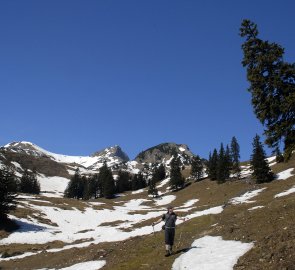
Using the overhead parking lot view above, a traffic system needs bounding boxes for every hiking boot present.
[165,250,170,257]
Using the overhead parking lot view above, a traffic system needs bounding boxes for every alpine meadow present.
[0,2,295,270]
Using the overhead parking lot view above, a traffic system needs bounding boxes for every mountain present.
[135,143,195,165]
[0,141,200,180]
[0,142,132,178]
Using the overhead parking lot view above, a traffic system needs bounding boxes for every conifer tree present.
[138,173,147,189]
[131,174,139,191]
[240,19,295,160]
[116,171,131,193]
[64,169,82,199]
[217,143,227,183]
[191,155,203,181]
[208,149,218,180]
[169,155,184,190]
[148,177,158,197]
[230,136,241,178]
[275,148,284,163]
[99,163,115,199]
[156,164,166,181]
[250,134,274,183]
[0,166,17,220]
[20,169,40,194]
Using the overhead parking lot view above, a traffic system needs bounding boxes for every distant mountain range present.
[0,141,199,179]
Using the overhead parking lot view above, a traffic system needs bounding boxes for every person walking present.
[152,205,186,257]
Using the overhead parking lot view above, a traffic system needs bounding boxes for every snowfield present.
[172,236,253,270]
[37,174,69,196]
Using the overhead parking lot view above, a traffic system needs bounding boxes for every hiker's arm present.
[152,218,163,226]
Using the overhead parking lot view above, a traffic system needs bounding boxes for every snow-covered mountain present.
[0,142,135,178]
[0,141,198,179]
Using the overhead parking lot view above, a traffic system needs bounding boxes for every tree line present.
[207,135,277,184]
[0,166,40,221]
[64,162,148,200]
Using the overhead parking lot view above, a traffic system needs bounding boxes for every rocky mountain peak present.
[91,145,130,162]
[135,142,195,165]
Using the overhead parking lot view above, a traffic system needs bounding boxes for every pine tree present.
[0,166,17,220]
[169,155,184,190]
[250,134,274,183]
[240,19,295,160]
[208,149,218,180]
[116,171,131,193]
[217,143,227,183]
[20,169,40,194]
[156,164,166,181]
[131,174,139,191]
[99,163,115,199]
[225,145,232,171]
[138,173,147,189]
[230,136,241,178]
[191,155,203,181]
[148,177,158,197]
[64,169,82,199]
[275,148,284,163]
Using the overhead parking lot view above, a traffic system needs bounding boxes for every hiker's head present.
[167,205,174,213]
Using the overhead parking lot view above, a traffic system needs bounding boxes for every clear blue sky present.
[1,0,294,161]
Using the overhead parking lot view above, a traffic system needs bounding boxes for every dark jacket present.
[162,212,177,228]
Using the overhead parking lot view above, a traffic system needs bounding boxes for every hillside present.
[0,152,294,269]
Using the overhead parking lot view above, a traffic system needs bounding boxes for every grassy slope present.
[0,155,295,270]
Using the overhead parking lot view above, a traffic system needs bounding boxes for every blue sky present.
[1,0,294,160]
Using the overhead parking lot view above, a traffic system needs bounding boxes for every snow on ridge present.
[230,188,267,205]
[172,236,253,270]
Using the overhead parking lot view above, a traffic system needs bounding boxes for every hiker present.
[152,205,186,256]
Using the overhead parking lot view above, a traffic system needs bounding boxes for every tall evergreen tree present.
[250,134,274,183]
[99,163,115,199]
[230,136,241,178]
[148,177,158,197]
[64,169,82,199]
[138,173,147,189]
[0,166,17,220]
[169,155,184,190]
[240,19,295,160]
[275,148,284,163]
[116,171,131,193]
[131,174,140,191]
[191,155,203,181]
[217,143,228,183]
[20,169,40,194]
[208,149,218,180]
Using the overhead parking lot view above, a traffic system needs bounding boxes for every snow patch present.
[248,206,265,211]
[276,168,294,180]
[172,236,253,270]
[38,260,106,270]
[154,195,176,206]
[230,188,266,205]
[274,185,295,198]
